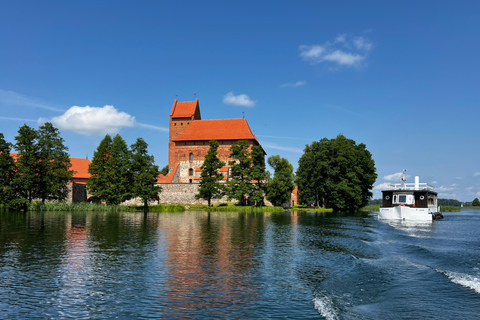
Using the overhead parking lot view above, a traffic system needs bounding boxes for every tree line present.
[1,122,377,213]
[195,139,296,207]
[195,134,377,212]
[0,124,161,211]
[0,123,73,210]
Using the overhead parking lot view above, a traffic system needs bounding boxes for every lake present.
[1,210,479,319]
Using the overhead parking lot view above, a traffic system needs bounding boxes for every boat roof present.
[382,182,436,193]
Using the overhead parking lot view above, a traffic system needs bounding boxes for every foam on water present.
[312,294,339,320]
[443,270,480,294]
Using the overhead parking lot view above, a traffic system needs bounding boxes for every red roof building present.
[165,99,264,183]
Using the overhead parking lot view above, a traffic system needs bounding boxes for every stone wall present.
[66,182,88,203]
[123,183,230,206]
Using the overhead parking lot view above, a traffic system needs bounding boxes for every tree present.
[160,165,169,176]
[249,145,267,206]
[89,134,134,205]
[296,134,377,212]
[226,140,253,206]
[473,198,480,207]
[88,134,114,204]
[36,122,73,203]
[14,124,40,202]
[266,155,295,207]
[196,140,225,206]
[130,138,161,209]
[0,133,18,207]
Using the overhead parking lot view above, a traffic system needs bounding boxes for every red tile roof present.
[170,99,199,119]
[10,153,90,180]
[157,164,178,183]
[173,118,259,143]
[70,158,91,179]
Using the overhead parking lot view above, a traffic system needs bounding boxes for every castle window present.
[189,168,193,176]
[181,123,183,126]
[187,122,189,125]
[189,179,192,184]
[189,153,193,161]
[174,123,177,126]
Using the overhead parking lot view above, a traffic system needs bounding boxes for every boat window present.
[399,195,406,203]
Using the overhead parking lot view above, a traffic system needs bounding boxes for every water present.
[1,210,479,319]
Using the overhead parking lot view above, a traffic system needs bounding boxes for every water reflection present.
[0,211,378,319]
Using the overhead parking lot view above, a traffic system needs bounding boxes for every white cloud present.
[0,89,64,112]
[439,192,457,198]
[437,185,456,192]
[299,34,372,68]
[374,182,391,190]
[49,105,135,136]
[476,192,480,197]
[261,142,303,154]
[383,172,405,181]
[474,172,480,177]
[0,116,36,122]
[136,122,168,132]
[223,92,256,107]
[280,80,306,88]
[431,181,438,184]
[353,37,373,51]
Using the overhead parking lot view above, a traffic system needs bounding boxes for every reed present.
[440,206,461,212]
[361,204,381,212]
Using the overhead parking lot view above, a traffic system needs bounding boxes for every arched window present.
[189,153,193,161]
[189,179,192,184]
[189,168,193,176]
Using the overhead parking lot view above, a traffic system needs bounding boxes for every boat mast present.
[402,169,406,190]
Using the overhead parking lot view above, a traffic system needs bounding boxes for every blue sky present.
[1,1,479,201]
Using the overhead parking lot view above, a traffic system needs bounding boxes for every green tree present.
[249,145,267,206]
[196,140,225,206]
[37,122,73,203]
[266,155,295,207]
[160,165,169,176]
[14,124,40,202]
[88,134,132,205]
[226,140,253,206]
[88,134,114,204]
[296,134,377,212]
[0,133,18,207]
[130,138,161,209]
[472,198,480,207]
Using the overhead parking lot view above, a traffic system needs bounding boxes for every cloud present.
[383,172,405,181]
[439,192,457,198]
[299,34,372,67]
[0,89,64,112]
[49,105,135,136]
[474,172,480,177]
[437,185,456,192]
[223,92,256,107]
[136,122,168,132]
[431,181,438,184]
[280,80,306,88]
[261,142,303,154]
[0,116,36,122]
[374,182,391,190]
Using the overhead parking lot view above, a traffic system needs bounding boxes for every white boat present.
[378,170,443,221]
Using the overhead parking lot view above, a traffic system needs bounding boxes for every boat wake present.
[435,268,480,294]
[312,293,339,320]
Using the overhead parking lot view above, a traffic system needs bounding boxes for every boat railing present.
[387,183,435,191]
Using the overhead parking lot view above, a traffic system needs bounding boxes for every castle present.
[158,99,264,184]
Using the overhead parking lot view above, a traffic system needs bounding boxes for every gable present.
[170,99,201,119]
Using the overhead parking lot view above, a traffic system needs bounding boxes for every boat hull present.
[379,206,434,221]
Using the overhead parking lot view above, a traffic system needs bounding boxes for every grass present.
[440,206,461,212]
[361,204,381,212]
[25,202,186,212]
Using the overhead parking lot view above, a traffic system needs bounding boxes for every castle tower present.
[168,99,201,169]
